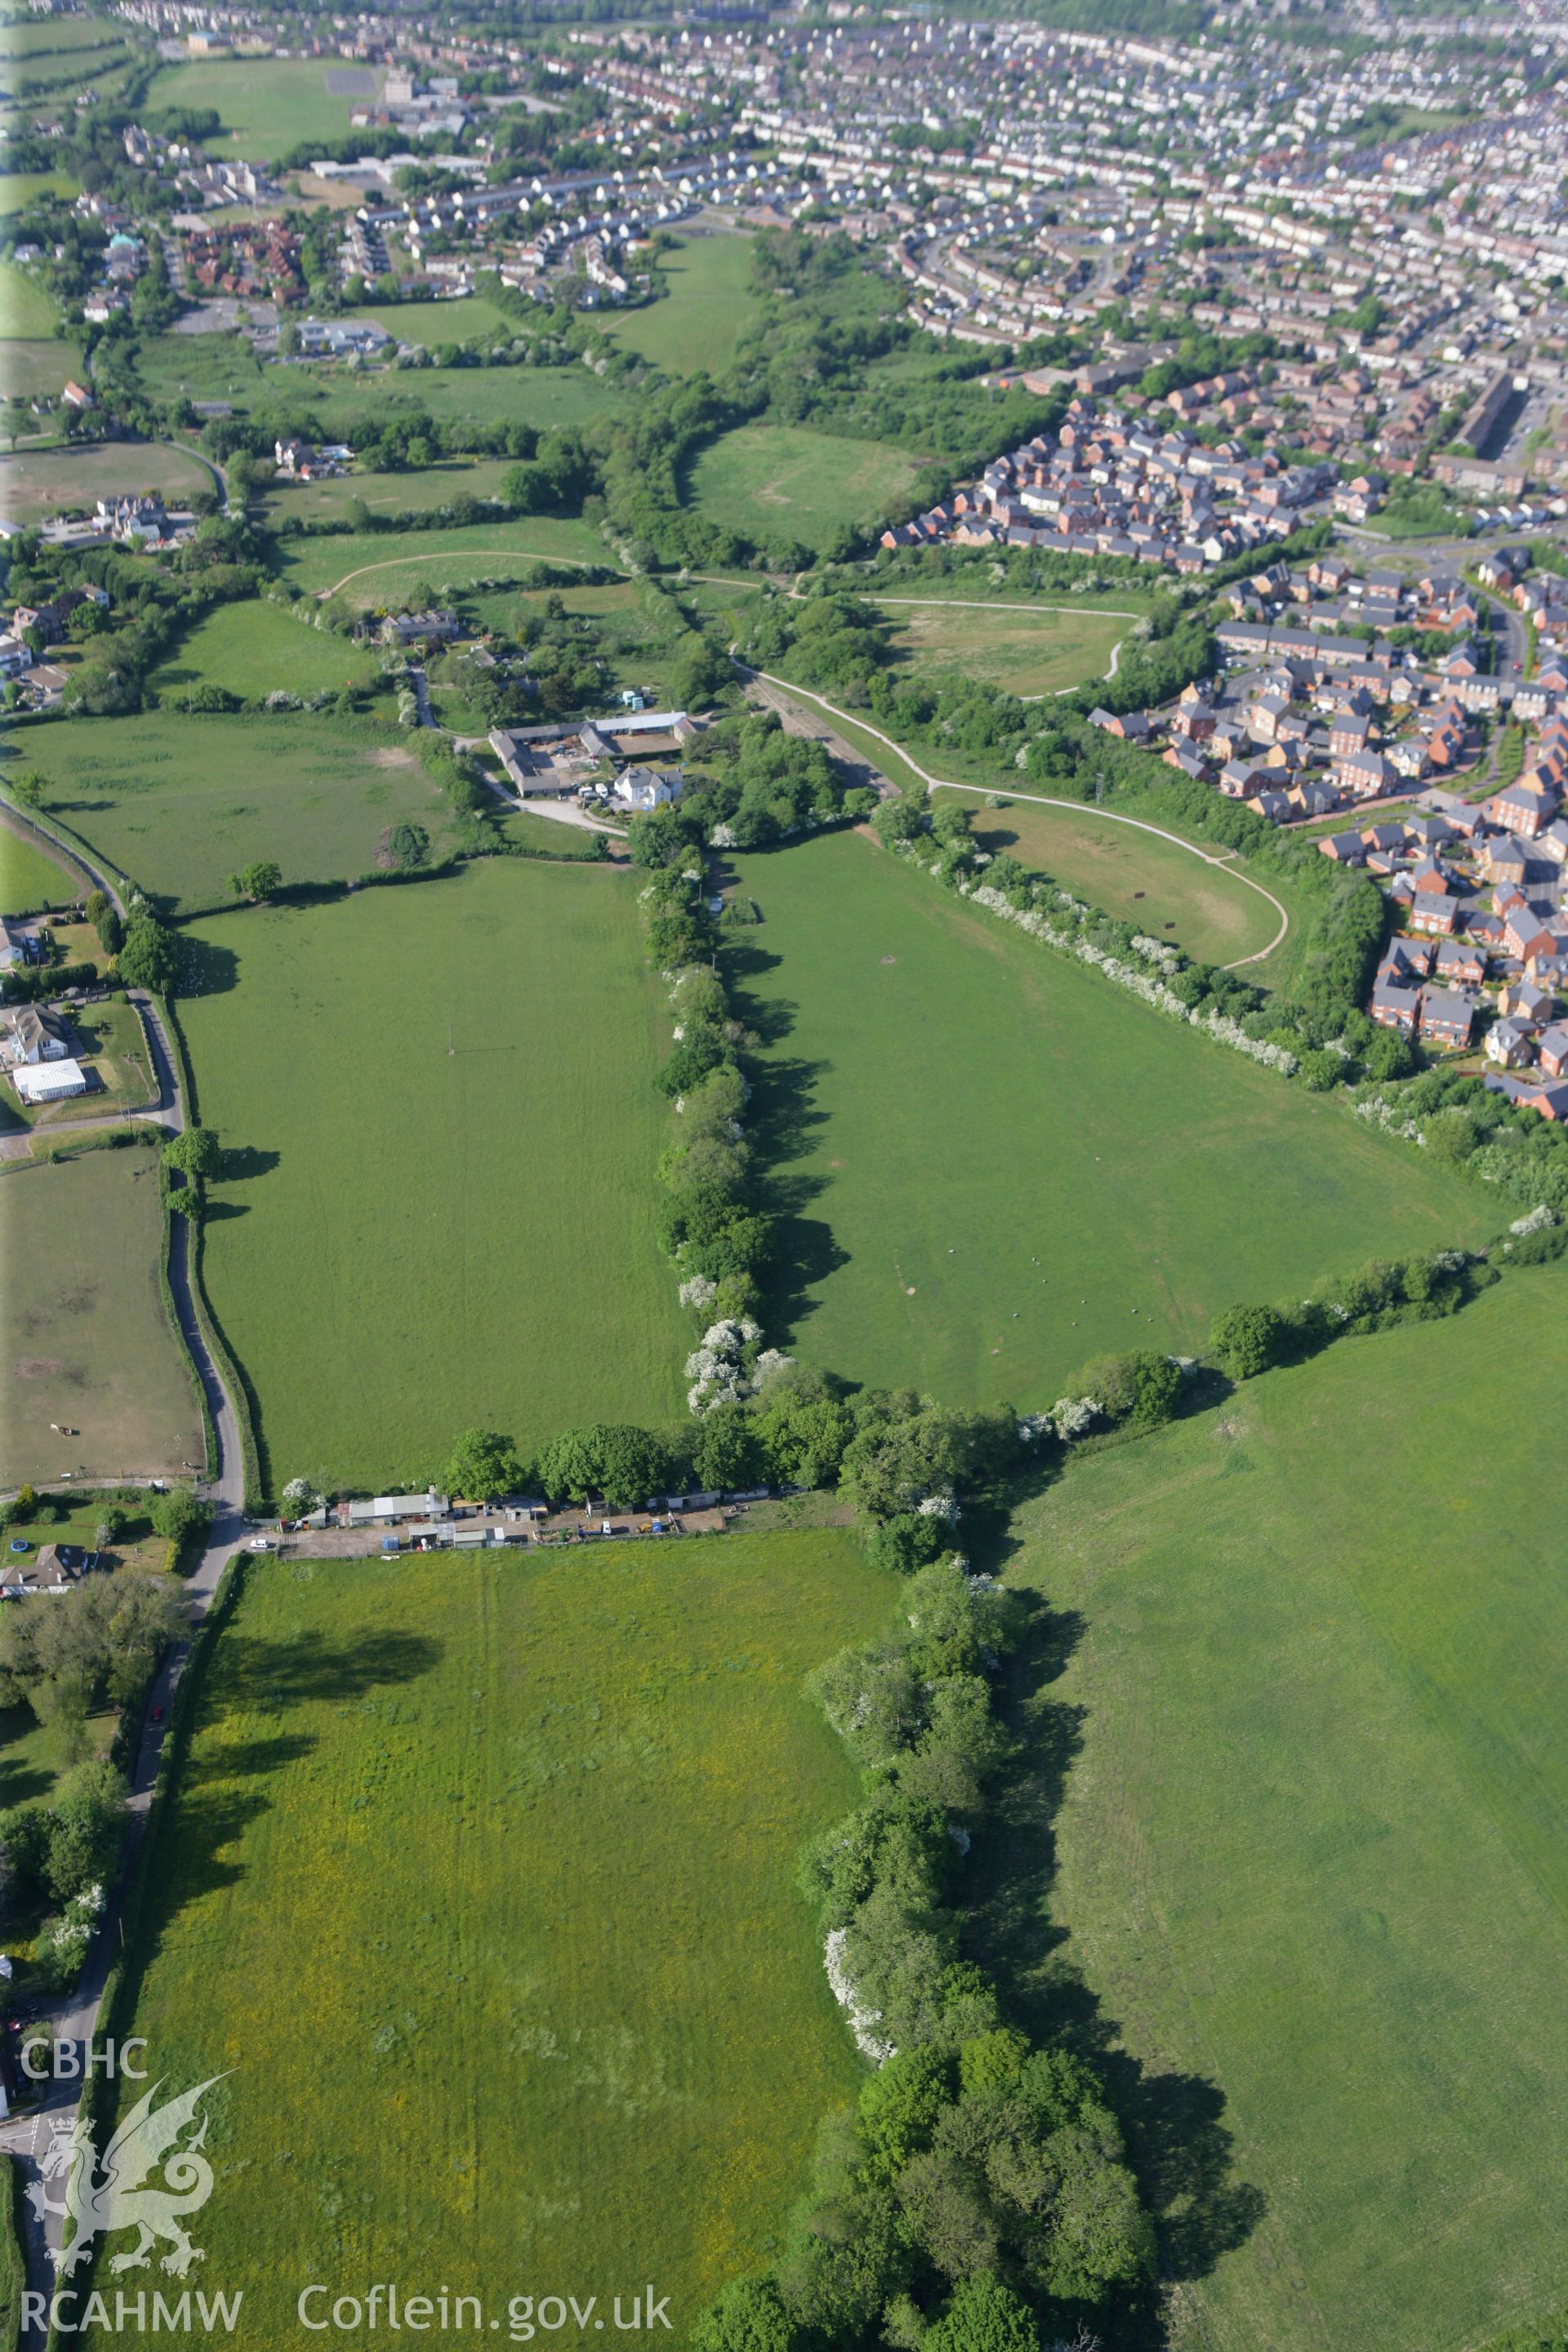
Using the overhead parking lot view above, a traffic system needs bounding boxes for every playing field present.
[88,1529,889,2336]
[0,818,75,913]
[0,439,214,527]
[991,1260,1568,2352]
[24,712,460,914]
[282,517,606,607]
[607,235,763,376]
[0,1148,202,1485]
[726,830,1494,1408]
[142,57,379,158]
[347,294,517,347]
[176,859,688,1489]
[688,425,924,552]
[875,598,1125,697]
[152,598,379,700]
[940,789,1284,968]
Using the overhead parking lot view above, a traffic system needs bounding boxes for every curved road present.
[0,802,247,2339]
[737,663,1291,970]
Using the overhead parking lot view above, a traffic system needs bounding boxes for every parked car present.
[247,1537,273,1552]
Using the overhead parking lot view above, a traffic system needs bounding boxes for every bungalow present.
[11,1057,87,1105]
[1087,707,1150,740]
[1246,789,1293,825]
[1419,989,1474,1049]
[1521,1079,1568,1122]
[1486,1017,1535,1069]
[1318,830,1367,864]
[1370,980,1421,1035]
[1361,822,1406,857]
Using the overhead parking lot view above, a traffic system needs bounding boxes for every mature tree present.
[689,2278,802,2352]
[923,2274,1040,2352]
[536,1423,672,1512]
[163,1125,221,1180]
[42,1758,130,1901]
[1209,1301,1285,1380]
[9,769,47,812]
[149,1487,212,1549]
[443,1428,524,1503]
[117,914,180,994]
[752,1370,851,1490]
[228,860,283,903]
[689,1403,761,1493]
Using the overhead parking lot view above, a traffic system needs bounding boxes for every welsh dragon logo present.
[28,2076,228,2278]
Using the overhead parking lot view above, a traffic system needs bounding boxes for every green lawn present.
[142,56,379,158]
[942,790,1282,968]
[0,819,75,913]
[688,425,924,552]
[607,234,763,376]
[726,829,1494,1410]
[282,516,607,608]
[0,336,82,403]
[0,170,80,215]
[0,439,213,527]
[875,599,1125,697]
[87,1530,889,2341]
[176,859,689,1489]
[23,712,457,914]
[152,597,378,699]
[0,1148,203,1485]
[991,1260,1568,2352]
[0,260,58,341]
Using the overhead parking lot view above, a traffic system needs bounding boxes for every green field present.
[142,56,378,158]
[153,598,379,699]
[0,260,58,341]
[608,235,763,376]
[994,1260,1568,2352]
[688,425,924,552]
[176,859,688,1488]
[0,817,75,912]
[131,335,625,438]
[88,1530,889,2341]
[282,517,607,607]
[0,170,79,215]
[261,457,518,524]
[727,830,1494,1408]
[942,790,1283,968]
[22,712,456,914]
[0,438,213,526]
[875,598,1125,697]
[0,1148,202,1484]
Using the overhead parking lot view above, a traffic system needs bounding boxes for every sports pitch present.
[997,1258,1568,2352]
[89,1530,891,2333]
[727,829,1494,1408]
[176,859,690,1490]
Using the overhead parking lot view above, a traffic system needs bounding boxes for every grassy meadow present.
[688,425,924,552]
[347,294,517,347]
[727,830,1493,1409]
[942,790,1283,968]
[876,598,1125,697]
[21,712,455,913]
[991,1260,1568,2352]
[0,439,213,527]
[281,516,606,606]
[86,1531,889,2342]
[0,820,75,913]
[153,598,379,699]
[261,456,519,524]
[608,235,763,376]
[0,1148,203,1485]
[0,261,57,341]
[176,859,688,1489]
